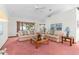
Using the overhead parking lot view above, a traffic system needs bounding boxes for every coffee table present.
[30,38,49,49]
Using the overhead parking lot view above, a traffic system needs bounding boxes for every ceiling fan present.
[47,9,54,17]
[47,9,62,17]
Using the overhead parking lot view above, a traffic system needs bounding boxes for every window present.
[17,21,35,35]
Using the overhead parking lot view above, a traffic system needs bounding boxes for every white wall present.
[8,17,46,36]
[76,8,79,42]
[46,9,76,40]
[0,21,8,48]
[0,5,8,49]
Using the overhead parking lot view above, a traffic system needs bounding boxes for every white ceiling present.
[3,4,79,20]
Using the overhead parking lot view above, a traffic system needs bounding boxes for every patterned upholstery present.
[17,31,31,41]
[48,31,65,42]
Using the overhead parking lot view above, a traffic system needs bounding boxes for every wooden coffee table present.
[30,38,49,49]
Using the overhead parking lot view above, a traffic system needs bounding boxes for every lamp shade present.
[65,27,70,32]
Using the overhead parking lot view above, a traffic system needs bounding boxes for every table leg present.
[61,37,63,43]
[35,42,40,49]
[65,38,66,41]
[73,38,74,44]
[35,44,39,49]
[70,39,72,46]
[30,39,32,43]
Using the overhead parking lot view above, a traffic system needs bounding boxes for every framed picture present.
[50,23,62,35]
[56,23,62,31]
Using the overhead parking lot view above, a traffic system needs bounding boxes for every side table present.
[61,36,74,46]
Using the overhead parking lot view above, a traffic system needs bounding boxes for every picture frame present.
[56,23,62,31]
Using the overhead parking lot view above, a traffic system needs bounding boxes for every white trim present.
[0,19,8,22]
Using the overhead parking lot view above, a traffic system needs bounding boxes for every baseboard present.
[8,36,17,38]
[0,38,8,50]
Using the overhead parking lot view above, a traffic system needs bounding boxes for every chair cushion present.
[17,31,23,36]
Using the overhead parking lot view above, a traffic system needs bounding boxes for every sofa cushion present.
[55,31,64,36]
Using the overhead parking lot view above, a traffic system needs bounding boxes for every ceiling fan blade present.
[48,12,53,17]
[47,10,61,17]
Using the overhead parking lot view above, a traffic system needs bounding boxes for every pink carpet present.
[2,37,79,55]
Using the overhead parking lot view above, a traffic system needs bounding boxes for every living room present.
[0,4,79,55]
